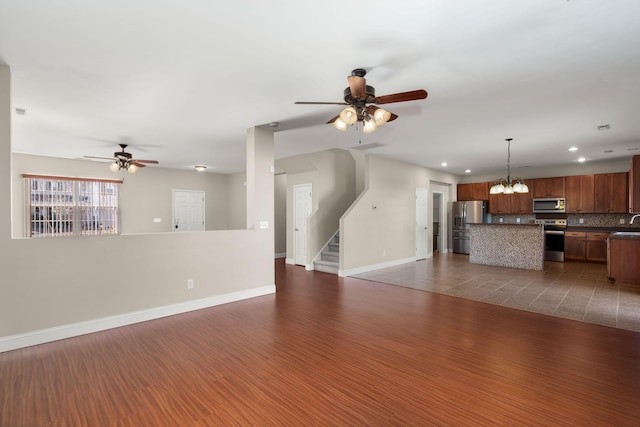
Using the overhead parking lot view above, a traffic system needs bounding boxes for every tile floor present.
[352,253,640,332]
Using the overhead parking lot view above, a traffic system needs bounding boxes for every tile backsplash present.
[490,213,640,228]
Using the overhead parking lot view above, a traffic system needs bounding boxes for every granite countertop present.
[471,223,541,226]
[566,226,640,232]
[608,231,640,240]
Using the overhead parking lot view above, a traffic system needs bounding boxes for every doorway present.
[172,190,205,232]
[293,183,312,266]
[416,188,428,260]
[432,192,443,253]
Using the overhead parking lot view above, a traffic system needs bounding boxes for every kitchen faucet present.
[631,214,640,224]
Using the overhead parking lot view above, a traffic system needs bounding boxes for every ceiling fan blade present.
[295,101,348,105]
[131,159,158,164]
[348,75,366,100]
[326,115,340,124]
[84,156,116,161]
[130,161,147,168]
[374,89,428,104]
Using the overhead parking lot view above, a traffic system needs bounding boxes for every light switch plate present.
[259,221,269,229]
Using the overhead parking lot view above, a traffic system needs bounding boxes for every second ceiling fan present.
[295,68,428,133]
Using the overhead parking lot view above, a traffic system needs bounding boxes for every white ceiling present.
[1,1,640,176]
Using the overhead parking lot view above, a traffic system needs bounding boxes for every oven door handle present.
[545,230,565,235]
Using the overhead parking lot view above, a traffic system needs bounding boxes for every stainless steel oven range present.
[534,218,567,262]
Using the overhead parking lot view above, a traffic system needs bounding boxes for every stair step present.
[328,242,339,252]
[321,250,339,263]
[314,259,339,274]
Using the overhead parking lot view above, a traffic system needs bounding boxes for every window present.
[24,175,122,238]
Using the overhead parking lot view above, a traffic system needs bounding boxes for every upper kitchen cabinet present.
[489,193,510,214]
[566,174,594,213]
[510,179,534,213]
[457,182,489,201]
[594,172,628,213]
[630,155,640,213]
[532,177,565,198]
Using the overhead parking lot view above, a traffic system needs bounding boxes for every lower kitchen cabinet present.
[586,232,609,262]
[565,231,609,262]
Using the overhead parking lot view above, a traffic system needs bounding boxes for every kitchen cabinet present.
[565,231,608,262]
[594,172,628,213]
[565,231,586,261]
[630,155,640,213]
[457,182,488,201]
[565,175,594,213]
[608,234,640,284]
[510,179,533,213]
[532,177,565,198]
[489,193,510,214]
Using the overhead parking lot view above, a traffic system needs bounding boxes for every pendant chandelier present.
[489,138,529,195]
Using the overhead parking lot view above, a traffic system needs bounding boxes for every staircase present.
[314,232,340,275]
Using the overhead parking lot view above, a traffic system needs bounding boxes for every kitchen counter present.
[566,226,640,233]
[608,232,640,240]
[469,223,544,270]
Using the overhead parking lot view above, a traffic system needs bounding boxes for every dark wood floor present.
[2,259,640,426]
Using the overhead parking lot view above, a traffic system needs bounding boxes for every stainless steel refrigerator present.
[452,201,488,254]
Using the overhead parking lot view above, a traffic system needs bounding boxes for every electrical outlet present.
[620,218,625,224]
[187,279,194,289]
[516,217,521,223]
[499,217,503,223]
[579,218,584,224]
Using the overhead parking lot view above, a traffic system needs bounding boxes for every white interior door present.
[416,187,428,260]
[293,183,312,266]
[173,190,205,232]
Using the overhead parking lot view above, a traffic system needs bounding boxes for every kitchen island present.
[469,223,544,270]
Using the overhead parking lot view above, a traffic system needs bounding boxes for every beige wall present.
[278,149,356,264]
[274,173,286,256]
[459,158,632,184]
[12,153,233,236]
[0,64,275,350]
[340,155,459,275]
[227,171,247,230]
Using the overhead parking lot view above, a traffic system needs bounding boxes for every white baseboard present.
[0,285,275,353]
[274,252,286,259]
[285,258,295,265]
[339,256,417,277]
[305,264,313,271]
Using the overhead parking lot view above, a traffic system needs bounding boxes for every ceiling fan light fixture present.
[127,163,139,174]
[109,161,121,173]
[331,117,348,131]
[195,165,207,172]
[339,106,358,125]
[362,116,378,133]
[373,108,391,126]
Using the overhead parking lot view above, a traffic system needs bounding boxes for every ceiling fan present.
[84,144,159,174]
[295,68,428,133]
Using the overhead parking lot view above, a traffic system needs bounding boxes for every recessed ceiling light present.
[568,146,578,152]
[628,148,639,151]
[194,165,206,172]
[15,108,26,116]
[604,149,614,154]
[441,162,447,167]
[577,157,586,163]
[465,169,471,174]
[597,124,610,131]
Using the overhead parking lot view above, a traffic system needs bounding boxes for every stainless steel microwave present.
[533,198,566,213]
